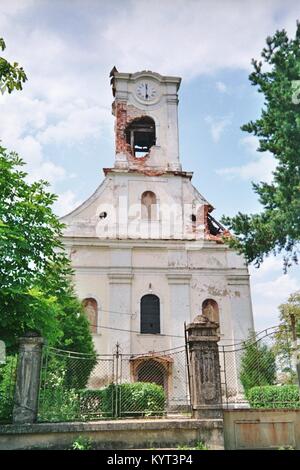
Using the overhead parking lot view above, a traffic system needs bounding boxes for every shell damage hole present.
[125,116,156,158]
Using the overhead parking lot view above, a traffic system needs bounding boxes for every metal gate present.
[37,345,191,422]
[219,326,299,409]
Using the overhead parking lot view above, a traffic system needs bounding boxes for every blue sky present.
[1,0,300,332]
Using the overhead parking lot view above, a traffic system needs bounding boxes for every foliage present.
[63,356,97,390]
[79,389,103,419]
[278,291,300,337]
[248,385,300,408]
[274,291,300,374]
[101,382,166,418]
[71,436,92,450]
[278,445,295,450]
[0,38,27,94]
[239,336,276,396]
[177,441,208,450]
[0,147,95,358]
[38,380,165,422]
[38,352,98,422]
[221,23,300,270]
[38,363,81,422]
[0,356,17,423]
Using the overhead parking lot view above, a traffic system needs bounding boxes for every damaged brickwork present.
[110,72,229,239]
[114,101,154,166]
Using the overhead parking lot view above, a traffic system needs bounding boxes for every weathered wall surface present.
[224,409,300,450]
[63,237,252,356]
[0,419,223,450]
[2,411,298,450]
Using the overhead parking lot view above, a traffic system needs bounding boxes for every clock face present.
[136,82,157,101]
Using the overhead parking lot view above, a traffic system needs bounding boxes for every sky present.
[0,0,299,332]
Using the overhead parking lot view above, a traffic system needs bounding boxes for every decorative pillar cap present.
[186,314,220,342]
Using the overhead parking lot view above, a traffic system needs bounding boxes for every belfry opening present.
[125,116,156,157]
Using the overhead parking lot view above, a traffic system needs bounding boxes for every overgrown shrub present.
[0,356,17,423]
[38,351,97,422]
[79,389,104,419]
[71,435,93,450]
[38,364,81,422]
[38,386,80,422]
[39,381,165,421]
[101,382,165,418]
[248,385,300,409]
[239,338,276,396]
[63,355,97,390]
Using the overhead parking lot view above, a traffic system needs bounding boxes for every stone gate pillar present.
[186,314,223,419]
[12,331,44,424]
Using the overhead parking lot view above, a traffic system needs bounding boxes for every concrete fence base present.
[0,418,224,450]
[224,409,300,450]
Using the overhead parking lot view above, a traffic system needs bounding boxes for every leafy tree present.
[0,147,95,357]
[277,291,300,338]
[0,38,27,94]
[222,23,300,270]
[240,336,276,396]
[274,291,300,382]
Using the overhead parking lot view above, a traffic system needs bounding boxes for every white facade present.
[61,70,254,362]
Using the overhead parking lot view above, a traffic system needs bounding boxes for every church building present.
[60,69,254,368]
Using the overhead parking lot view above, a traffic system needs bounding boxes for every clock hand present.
[145,83,148,99]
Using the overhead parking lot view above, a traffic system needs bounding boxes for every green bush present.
[64,355,97,390]
[248,385,300,409]
[0,356,17,423]
[71,435,93,450]
[38,364,81,422]
[79,389,104,419]
[38,352,97,422]
[101,382,166,418]
[39,381,165,421]
[239,338,276,396]
[38,387,80,422]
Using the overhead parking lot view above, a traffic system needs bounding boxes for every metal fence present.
[1,324,298,424]
[37,345,191,422]
[219,326,300,409]
[0,355,18,423]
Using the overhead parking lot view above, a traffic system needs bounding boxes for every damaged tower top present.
[109,69,183,174]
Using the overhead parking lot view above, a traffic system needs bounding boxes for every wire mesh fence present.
[0,355,18,423]
[2,324,295,424]
[219,327,300,409]
[37,345,191,422]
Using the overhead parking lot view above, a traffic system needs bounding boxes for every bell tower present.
[110,68,182,172]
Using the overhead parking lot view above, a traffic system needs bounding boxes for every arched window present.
[141,191,157,220]
[125,116,156,157]
[202,299,220,325]
[140,294,160,334]
[137,360,166,389]
[82,298,98,334]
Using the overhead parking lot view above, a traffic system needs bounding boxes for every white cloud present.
[253,274,298,300]
[38,105,112,145]
[216,81,228,93]
[216,135,277,182]
[252,275,299,331]
[250,259,300,331]
[240,135,259,154]
[205,115,232,142]
[53,190,83,217]
[217,153,276,182]
[0,0,298,189]
[99,0,299,78]
[249,255,283,279]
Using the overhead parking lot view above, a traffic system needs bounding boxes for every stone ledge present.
[0,418,225,450]
[0,418,218,435]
